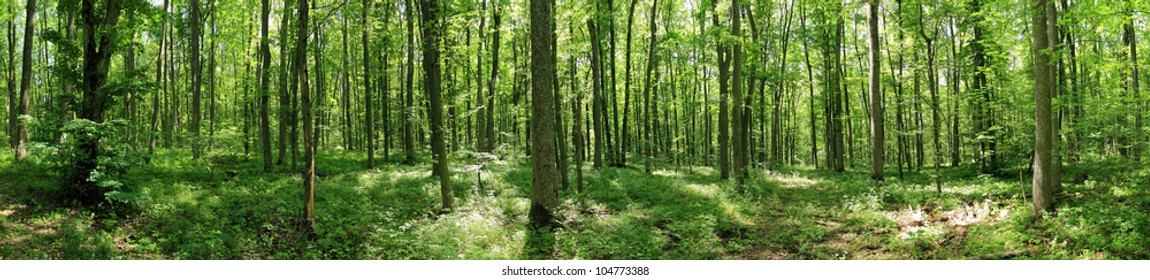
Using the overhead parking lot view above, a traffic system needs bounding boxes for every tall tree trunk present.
[6,1,15,151]
[920,7,942,192]
[420,0,452,211]
[642,0,659,174]
[731,0,746,188]
[801,5,817,169]
[403,0,416,164]
[1031,0,1056,216]
[190,0,203,159]
[485,4,500,153]
[868,0,884,181]
[278,0,292,165]
[74,0,124,204]
[528,0,560,228]
[571,26,584,193]
[1125,0,1141,160]
[714,5,730,179]
[151,0,167,155]
[258,0,273,171]
[589,20,605,168]
[621,0,637,167]
[296,0,316,230]
[14,0,35,161]
[364,0,375,168]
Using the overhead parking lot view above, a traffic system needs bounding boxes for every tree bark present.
[589,19,605,169]
[1031,0,1056,216]
[528,0,560,227]
[364,0,375,168]
[403,0,416,164]
[14,0,35,161]
[868,0,884,181]
[420,0,452,211]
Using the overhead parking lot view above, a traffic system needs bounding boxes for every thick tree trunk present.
[14,0,35,161]
[528,0,559,227]
[1031,0,1056,216]
[74,0,124,204]
[420,0,452,211]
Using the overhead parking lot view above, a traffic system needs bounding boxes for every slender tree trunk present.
[486,5,500,153]
[364,0,375,168]
[621,0,637,167]
[296,0,316,230]
[714,5,730,179]
[589,20,605,168]
[642,0,659,174]
[868,0,884,181]
[571,27,584,193]
[278,0,292,165]
[403,0,416,164]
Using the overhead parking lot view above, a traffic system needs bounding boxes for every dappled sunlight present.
[683,183,719,198]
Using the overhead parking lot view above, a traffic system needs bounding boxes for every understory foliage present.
[1,151,1146,259]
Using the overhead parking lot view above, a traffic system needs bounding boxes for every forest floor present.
[1,150,1147,259]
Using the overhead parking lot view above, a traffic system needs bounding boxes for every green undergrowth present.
[1,150,1147,259]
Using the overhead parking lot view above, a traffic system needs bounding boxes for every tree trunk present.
[420,0,451,211]
[364,0,375,168]
[642,0,659,174]
[868,0,884,181]
[714,5,730,179]
[589,20,605,169]
[403,0,416,164]
[1031,0,1056,216]
[621,0,637,167]
[74,0,124,205]
[14,0,35,161]
[528,0,559,227]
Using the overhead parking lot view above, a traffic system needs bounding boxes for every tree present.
[14,0,35,161]
[403,0,416,164]
[731,0,746,187]
[1031,0,1056,216]
[190,0,203,159]
[641,0,658,173]
[296,0,316,229]
[73,0,124,204]
[868,0,883,182]
[589,19,605,168]
[420,0,452,211]
[529,0,560,227]
[259,0,273,171]
[364,0,375,168]
[714,4,730,179]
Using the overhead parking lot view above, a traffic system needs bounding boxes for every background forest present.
[0,0,1148,260]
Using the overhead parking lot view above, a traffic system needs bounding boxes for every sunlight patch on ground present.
[684,183,719,198]
[417,195,526,259]
[652,169,683,178]
[769,172,819,189]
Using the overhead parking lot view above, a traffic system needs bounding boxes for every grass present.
[1,149,1147,259]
